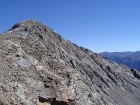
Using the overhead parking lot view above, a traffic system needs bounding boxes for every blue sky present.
[0,0,140,53]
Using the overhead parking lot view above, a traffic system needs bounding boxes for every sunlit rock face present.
[0,20,140,105]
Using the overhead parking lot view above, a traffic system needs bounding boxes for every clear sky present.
[0,0,140,53]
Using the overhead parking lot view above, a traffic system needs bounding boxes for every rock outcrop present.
[0,20,140,105]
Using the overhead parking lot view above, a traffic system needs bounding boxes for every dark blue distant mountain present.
[100,51,140,71]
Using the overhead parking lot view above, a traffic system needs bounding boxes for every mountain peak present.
[0,20,140,105]
[6,20,57,41]
[8,19,48,32]
[15,19,44,27]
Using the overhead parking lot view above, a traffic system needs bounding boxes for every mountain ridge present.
[0,20,140,105]
[100,51,140,71]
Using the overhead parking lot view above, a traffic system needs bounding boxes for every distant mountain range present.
[100,51,140,71]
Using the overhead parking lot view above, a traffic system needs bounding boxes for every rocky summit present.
[0,20,140,105]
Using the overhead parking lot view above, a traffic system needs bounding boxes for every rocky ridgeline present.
[0,20,140,105]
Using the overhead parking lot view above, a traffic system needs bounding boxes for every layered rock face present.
[0,20,140,105]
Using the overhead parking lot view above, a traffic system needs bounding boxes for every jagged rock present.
[0,20,140,105]
[131,68,140,79]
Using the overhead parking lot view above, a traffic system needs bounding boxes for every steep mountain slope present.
[100,52,140,71]
[0,20,140,105]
